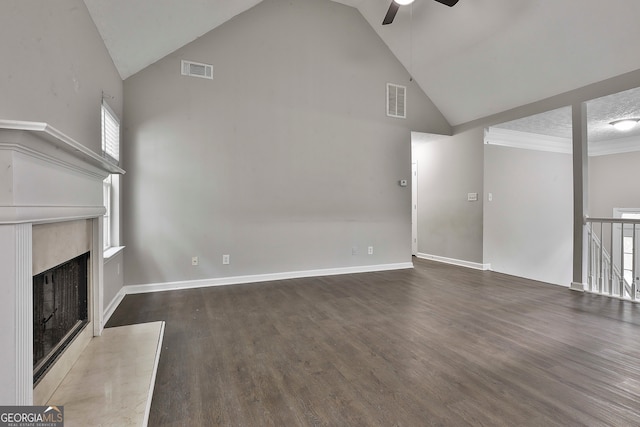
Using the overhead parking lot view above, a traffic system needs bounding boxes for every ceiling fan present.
[382,0,459,25]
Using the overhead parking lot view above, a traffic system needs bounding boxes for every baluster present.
[587,226,594,292]
[633,223,637,301]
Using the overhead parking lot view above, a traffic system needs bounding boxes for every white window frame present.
[102,101,121,253]
[103,175,112,250]
[102,100,120,165]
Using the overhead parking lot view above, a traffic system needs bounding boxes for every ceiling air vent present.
[181,60,213,80]
[387,83,406,119]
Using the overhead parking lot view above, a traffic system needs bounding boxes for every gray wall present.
[414,71,640,276]
[0,0,124,309]
[122,0,450,286]
[0,0,123,151]
[589,150,640,217]
[484,145,573,285]
[413,129,484,263]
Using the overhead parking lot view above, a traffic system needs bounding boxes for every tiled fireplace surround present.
[0,120,123,405]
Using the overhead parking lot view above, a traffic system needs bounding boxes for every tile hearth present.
[47,322,164,427]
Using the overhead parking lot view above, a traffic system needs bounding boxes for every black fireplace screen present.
[33,252,89,382]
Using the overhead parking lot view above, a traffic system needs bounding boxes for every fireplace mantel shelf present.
[0,119,125,175]
[0,119,125,225]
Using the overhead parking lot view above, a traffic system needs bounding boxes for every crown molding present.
[485,127,640,157]
[484,127,571,154]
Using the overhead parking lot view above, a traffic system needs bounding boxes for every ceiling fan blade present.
[382,1,400,25]
[433,0,459,6]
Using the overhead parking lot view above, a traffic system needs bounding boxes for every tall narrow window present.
[102,101,120,250]
[101,101,120,165]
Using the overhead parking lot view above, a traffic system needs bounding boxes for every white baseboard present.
[570,281,586,292]
[103,287,126,324]
[123,262,414,295]
[416,253,491,271]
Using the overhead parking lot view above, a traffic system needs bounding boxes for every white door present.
[412,162,418,255]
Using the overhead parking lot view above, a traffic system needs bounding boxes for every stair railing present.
[585,218,639,301]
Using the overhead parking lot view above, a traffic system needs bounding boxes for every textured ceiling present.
[494,86,640,142]
[83,0,640,126]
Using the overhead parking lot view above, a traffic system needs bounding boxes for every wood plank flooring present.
[106,258,640,426]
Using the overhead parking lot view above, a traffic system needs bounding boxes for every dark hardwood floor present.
[107,258,640,426]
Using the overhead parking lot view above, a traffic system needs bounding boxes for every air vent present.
[387,83,406,119]
[181,60,213,80]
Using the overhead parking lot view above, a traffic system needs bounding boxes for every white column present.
[0,223,33,405]
[15,223,33,404]
[92,217,104,336]
[571,102,588,291]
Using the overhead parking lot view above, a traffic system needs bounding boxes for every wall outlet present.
[222,254,230,265]
[368,246,374,255]
[191,256,199,266]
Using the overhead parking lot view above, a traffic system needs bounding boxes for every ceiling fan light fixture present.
[394,0,415,5]
[610,119,640,131]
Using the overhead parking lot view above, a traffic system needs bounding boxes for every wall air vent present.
[181,60,213,80]
[386,83,406,119]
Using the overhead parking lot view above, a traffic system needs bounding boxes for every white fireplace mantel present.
[0,120,125,405]
[0,120,124,224]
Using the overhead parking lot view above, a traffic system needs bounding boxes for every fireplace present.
[33,252,89,384]
[0,120,124,405]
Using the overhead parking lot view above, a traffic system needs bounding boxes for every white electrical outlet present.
[368,246,374,255]
[222,254,230,265]
[192,256,199,266]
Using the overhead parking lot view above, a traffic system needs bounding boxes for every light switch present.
[467,192,478,201]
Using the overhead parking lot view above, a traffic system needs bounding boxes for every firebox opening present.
[33,252,89,385]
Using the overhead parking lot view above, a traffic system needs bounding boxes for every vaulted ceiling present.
[83,0,640,127]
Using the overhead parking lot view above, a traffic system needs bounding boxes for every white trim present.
[589,134,640,156]
[485,126,640,156]
[484,127,571,154]
[92,218,104,336]
[15,223,33,405]
[1,142,106,180]
[0,206,106,225]
[416,252,491,271]
[104,245,125,263]
[143,322,165,427]
[0,120,125,174]
[124,262,415,295]
[103,287,126,326]
[570,281,586,292]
